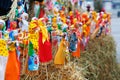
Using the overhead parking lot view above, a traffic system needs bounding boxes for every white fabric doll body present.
[0,20,9,80]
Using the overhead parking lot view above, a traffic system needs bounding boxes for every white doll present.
[18,12,29,32]
[0,19,9,80]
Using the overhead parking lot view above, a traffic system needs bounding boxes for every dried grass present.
[20,62,85,80]
[78,35,120,80]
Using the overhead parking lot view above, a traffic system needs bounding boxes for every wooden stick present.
[45,65,49,80]
[25,75,29,80]
[21,32,27,75]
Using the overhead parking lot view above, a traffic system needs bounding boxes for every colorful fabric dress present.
[5,44,20,80]
[72,30,81,58]
[69,32,78,52]
[38,32,52,64]
[37,19,52,64]
[54,38,67,65]
[38,6,45,18]
[29,19,52,65]
[28,20,39,72]
[0,39,9,80]
[0,20,9,80]
[72,39,80,58]
[28,41,39,71]
[51,31,58,56]
[5,30,20,80]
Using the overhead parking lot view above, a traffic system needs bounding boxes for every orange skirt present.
[5,50,20,80]
[72,40,80,58]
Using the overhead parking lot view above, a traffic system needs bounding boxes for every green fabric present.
[2,24,6,32]
[1,24,6,39]
[57,24,62,30]
[47,27,52,33]
[28,41,34,56]
[14,9,19,20]
[63,28,67,32]
[36,7,40,18]
[55,2,59,5]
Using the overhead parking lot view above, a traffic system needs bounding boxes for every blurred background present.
[83,0,120,63]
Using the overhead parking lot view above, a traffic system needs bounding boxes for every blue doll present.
[69,32,78,52]
[28,41,39,71]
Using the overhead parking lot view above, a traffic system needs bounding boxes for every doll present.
[34,0,40,18]
[0,20,8,80]
[90,11,97,34]
[69,11,74,24]
[17,1,25,18]
[52,17,58,29]
[18,12,29,32]
[29,18,52,65]
[69,29,78,52]
[54,34,67,65]
[38,19,52,65]
[72,24,81,58]
[5,21,20,80]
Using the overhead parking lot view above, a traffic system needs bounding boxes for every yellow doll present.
[54,36,67,65]
[52,17,58,29]
[60,11,66,23]
[82,24,87,37]
[92,11,97,23]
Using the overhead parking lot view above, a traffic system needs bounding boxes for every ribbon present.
[29,19,49,44]
[38,19,49,43]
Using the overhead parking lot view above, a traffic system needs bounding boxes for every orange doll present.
[72,39,80,58]
[5,22,20,80]
[72,26,81,58]
[5,45,20,80]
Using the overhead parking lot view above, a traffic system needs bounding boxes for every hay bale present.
[78,35,120,80]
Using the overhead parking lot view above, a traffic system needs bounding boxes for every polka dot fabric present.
[0,39,8,56]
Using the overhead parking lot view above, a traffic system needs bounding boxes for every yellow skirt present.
[54,38,66,65]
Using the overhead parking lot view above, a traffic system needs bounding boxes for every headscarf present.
[17,1,22,6]
[9,21,17,31]
[0,19,6,32]
[20,12,28,20]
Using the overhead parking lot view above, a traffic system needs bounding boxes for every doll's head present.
[17,1,22,9]
[0,20,5,31]
[21,12,28,20]
[69,11,73,16]
[0,23,4,30]
[73,18,77,25]
[82,13,89,24]
[10,21,17,30]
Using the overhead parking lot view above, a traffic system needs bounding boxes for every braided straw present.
[0,0,17,21]
[7,0,17,21]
